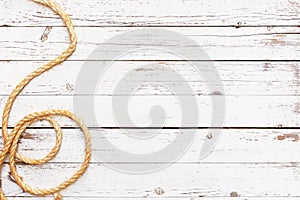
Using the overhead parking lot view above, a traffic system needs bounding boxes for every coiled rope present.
[0,0,91,199]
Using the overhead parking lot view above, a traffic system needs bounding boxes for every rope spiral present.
[0,0,92,199]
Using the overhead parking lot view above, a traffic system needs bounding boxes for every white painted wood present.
[12,129,300,163]
[4,198,300,200]
[1,61,300,96]
[1,0,300,198]
[2,163,300,197]
[1,0,300,26]
[0,96,299,127]
[0,27,300,60]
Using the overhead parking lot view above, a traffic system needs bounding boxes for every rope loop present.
[0,0,91,199]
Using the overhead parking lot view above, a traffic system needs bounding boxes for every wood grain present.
[1,61,300,96]
[1,27,300,60]
[1,95,299,127]
[1,0,300,27]
[10,129,300,163]
[1,163,300,197]
[3,198,300,200]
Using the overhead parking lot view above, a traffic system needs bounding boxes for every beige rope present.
[0,0,91,199]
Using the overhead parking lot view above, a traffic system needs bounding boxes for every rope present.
[0,0,92,199]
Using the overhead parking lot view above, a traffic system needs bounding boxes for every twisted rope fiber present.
[0,0,92,199]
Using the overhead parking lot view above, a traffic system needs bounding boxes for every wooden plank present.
[1,61,300,96]
[3,198,300,200]
[2,163,300,197]
[1,27,300,60]
[1,0,300,26]
[10,129,300,163]
[0,96,299,127]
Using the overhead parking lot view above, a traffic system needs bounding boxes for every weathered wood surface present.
[1,0,300,27]
[4,199,300,200]
[10,129,300,163]
[1,27,300,60]
[1,0,300,199]
[1,61,300,96]
[5,199,297,200]
[1,163,300,197]
[1,96,300,127]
